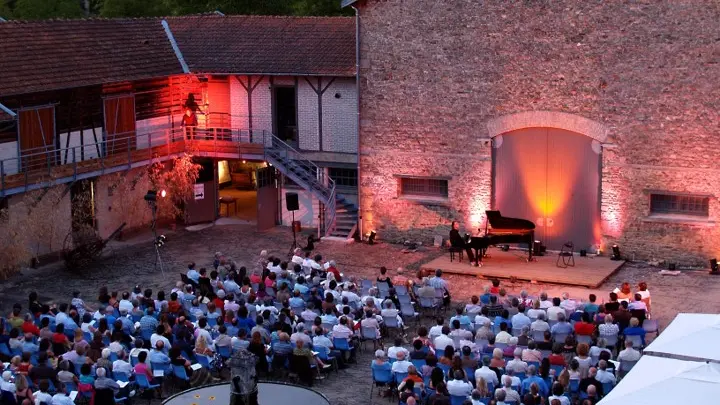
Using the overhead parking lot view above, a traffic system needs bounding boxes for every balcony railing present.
[0,126,267,196]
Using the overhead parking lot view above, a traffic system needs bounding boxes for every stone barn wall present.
[356,0,720,264]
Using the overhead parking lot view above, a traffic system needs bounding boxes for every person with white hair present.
[290,323,313,346]
[506,347,528,373]
[94,367,120,394]
[390,350,412,373]
[0,370,15,392]
[499,375,522,403]
[320,272,336,290]
[494,387,508,405]
[341,283,361,305]
[447,369,473,396]
[531,312,550,332]
[560,292,577,314]
[291,248,304,265]
[519,290,534,307]
[417,277,436,299]
[381,300,404,328]
[550,313,573,337]
[392,267,411,289]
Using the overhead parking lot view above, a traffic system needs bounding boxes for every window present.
[329,168,358,188]
[399,177,449,198]
[650,193,709,217]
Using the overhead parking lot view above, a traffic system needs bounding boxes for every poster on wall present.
[194,183,205,200]
[218,160,231,185]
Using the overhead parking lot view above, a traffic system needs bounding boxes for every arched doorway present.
[492,127,601,251]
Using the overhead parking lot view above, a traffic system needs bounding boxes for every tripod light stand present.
[144,190,166,276]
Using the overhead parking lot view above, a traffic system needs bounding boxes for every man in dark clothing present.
[485,295,505,318]
[449,221,475,262]
[29,352,57,385]
[578,367,604,397]
[612,301,632,332]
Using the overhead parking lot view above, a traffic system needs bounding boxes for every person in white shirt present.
[341,285,361,305]
[291,248,305,266]
[312,328,334,351]
[618,340,642,362]
[33,380,54,405]
[112,351,133,375]
[433,326,454,352]
[495,323,512,344]
[527,300,545,320]
[499,375,522,403]
[390,351,412,373]
[0,371,15,392]
[539,292,553,309]
[530,312,550,332]
[598,314,619,337]
[290,324,313,346]
[387,337,410,360]
[331,317,354,339]
[380,301,404,328]
[300,304,318,324]
[595,360,617,385]
[429,318,445,341]
[475,356,499,387]
[559,292,577,314]
[447,370,473,396]
[118,292,134,313]
[548,382,570,405]
[506,348,528,373]
[494,386,508,405]
[449,320,473,344]
[546,297,565,321]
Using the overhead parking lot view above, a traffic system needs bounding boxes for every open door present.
[256,166,278,231]
[104,95,136,155]
[19,106,56,172]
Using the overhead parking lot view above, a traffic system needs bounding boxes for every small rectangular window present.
[329,168,358,188]
[650,193,709,217]
[399,177,448,198]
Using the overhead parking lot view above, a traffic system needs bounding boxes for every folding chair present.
[383,315,402,339]
[642,318,659,337]
[370,362,393,401]
[361,326,381,352]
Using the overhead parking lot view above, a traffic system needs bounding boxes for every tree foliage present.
[149,153,202,221]
[12,0,83,19]
[1,0,349,19]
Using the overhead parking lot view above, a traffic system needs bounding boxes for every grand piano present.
[468,210,536,265]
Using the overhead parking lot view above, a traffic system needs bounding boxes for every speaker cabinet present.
[286,192,299,211]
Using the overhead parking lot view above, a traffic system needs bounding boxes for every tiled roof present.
[0,19,184,96]
[166,15,356,76]
[0,16,356,97]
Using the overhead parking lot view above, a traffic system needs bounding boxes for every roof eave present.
[188,71,356,78]
[341,0,359,8]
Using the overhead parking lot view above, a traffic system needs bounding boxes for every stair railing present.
[264,132,337,236]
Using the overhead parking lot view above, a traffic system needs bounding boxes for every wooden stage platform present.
[421,248,625,288]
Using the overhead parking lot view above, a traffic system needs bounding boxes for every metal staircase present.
[264,134,358,237]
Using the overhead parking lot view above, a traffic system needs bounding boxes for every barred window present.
[399,177,448,198]
[329,168,357,187]
[650,193,709,217]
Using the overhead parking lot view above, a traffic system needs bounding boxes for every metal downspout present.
[353,5,363,240]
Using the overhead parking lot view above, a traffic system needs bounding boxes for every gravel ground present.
[1,223,719,404]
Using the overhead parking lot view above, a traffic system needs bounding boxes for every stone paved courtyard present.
[2,223,720,404]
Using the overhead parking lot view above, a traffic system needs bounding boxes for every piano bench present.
[449,247,464,263]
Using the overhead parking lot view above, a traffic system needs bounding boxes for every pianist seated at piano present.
[449,221,477,265]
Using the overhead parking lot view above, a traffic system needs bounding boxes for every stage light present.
[368,230,377,245]
[160,189,167,198]
[155,234,167,248]
[710,258,719,275]
[580,249,587,257]
[668,263,676,270]
[611,244,622,261]
[242,160,246,164]
[143,190,157,202]
[501,245,510,252]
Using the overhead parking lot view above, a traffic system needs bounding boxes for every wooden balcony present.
[0,128,268,197]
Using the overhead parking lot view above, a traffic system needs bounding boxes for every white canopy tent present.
[598,356,720,405]
[643,313,720,362]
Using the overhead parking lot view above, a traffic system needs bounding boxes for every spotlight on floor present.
[501,245,510,252]
[367,230,377,245]
[610,244,622,261]
[144,190,157,202]
[710,258,719,275]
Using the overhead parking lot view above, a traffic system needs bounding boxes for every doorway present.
[273,86,297,146]
[493,127,601,250]
[217,159,262,222]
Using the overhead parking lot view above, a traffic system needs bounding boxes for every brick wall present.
[95,168,153,240]
[357,0,720,264]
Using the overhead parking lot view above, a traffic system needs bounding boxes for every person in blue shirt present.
[450,307,472,328]
[480,286,493,305]
[149,341,172,374]
[584,294,599,315]
[289,291,305,309]
[493,309,512,332]
[293,276,310,294]
[550,313,573,337]
[622,317,647,346]
[186,262,200,284]
[236,307,256,333]
[272,332,294,356]
[521,365,549,396]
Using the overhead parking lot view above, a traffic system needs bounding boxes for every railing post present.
[127,136,132,166]
[72,148,77,180]
[1,160,5,194]
[166,129,171,157]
